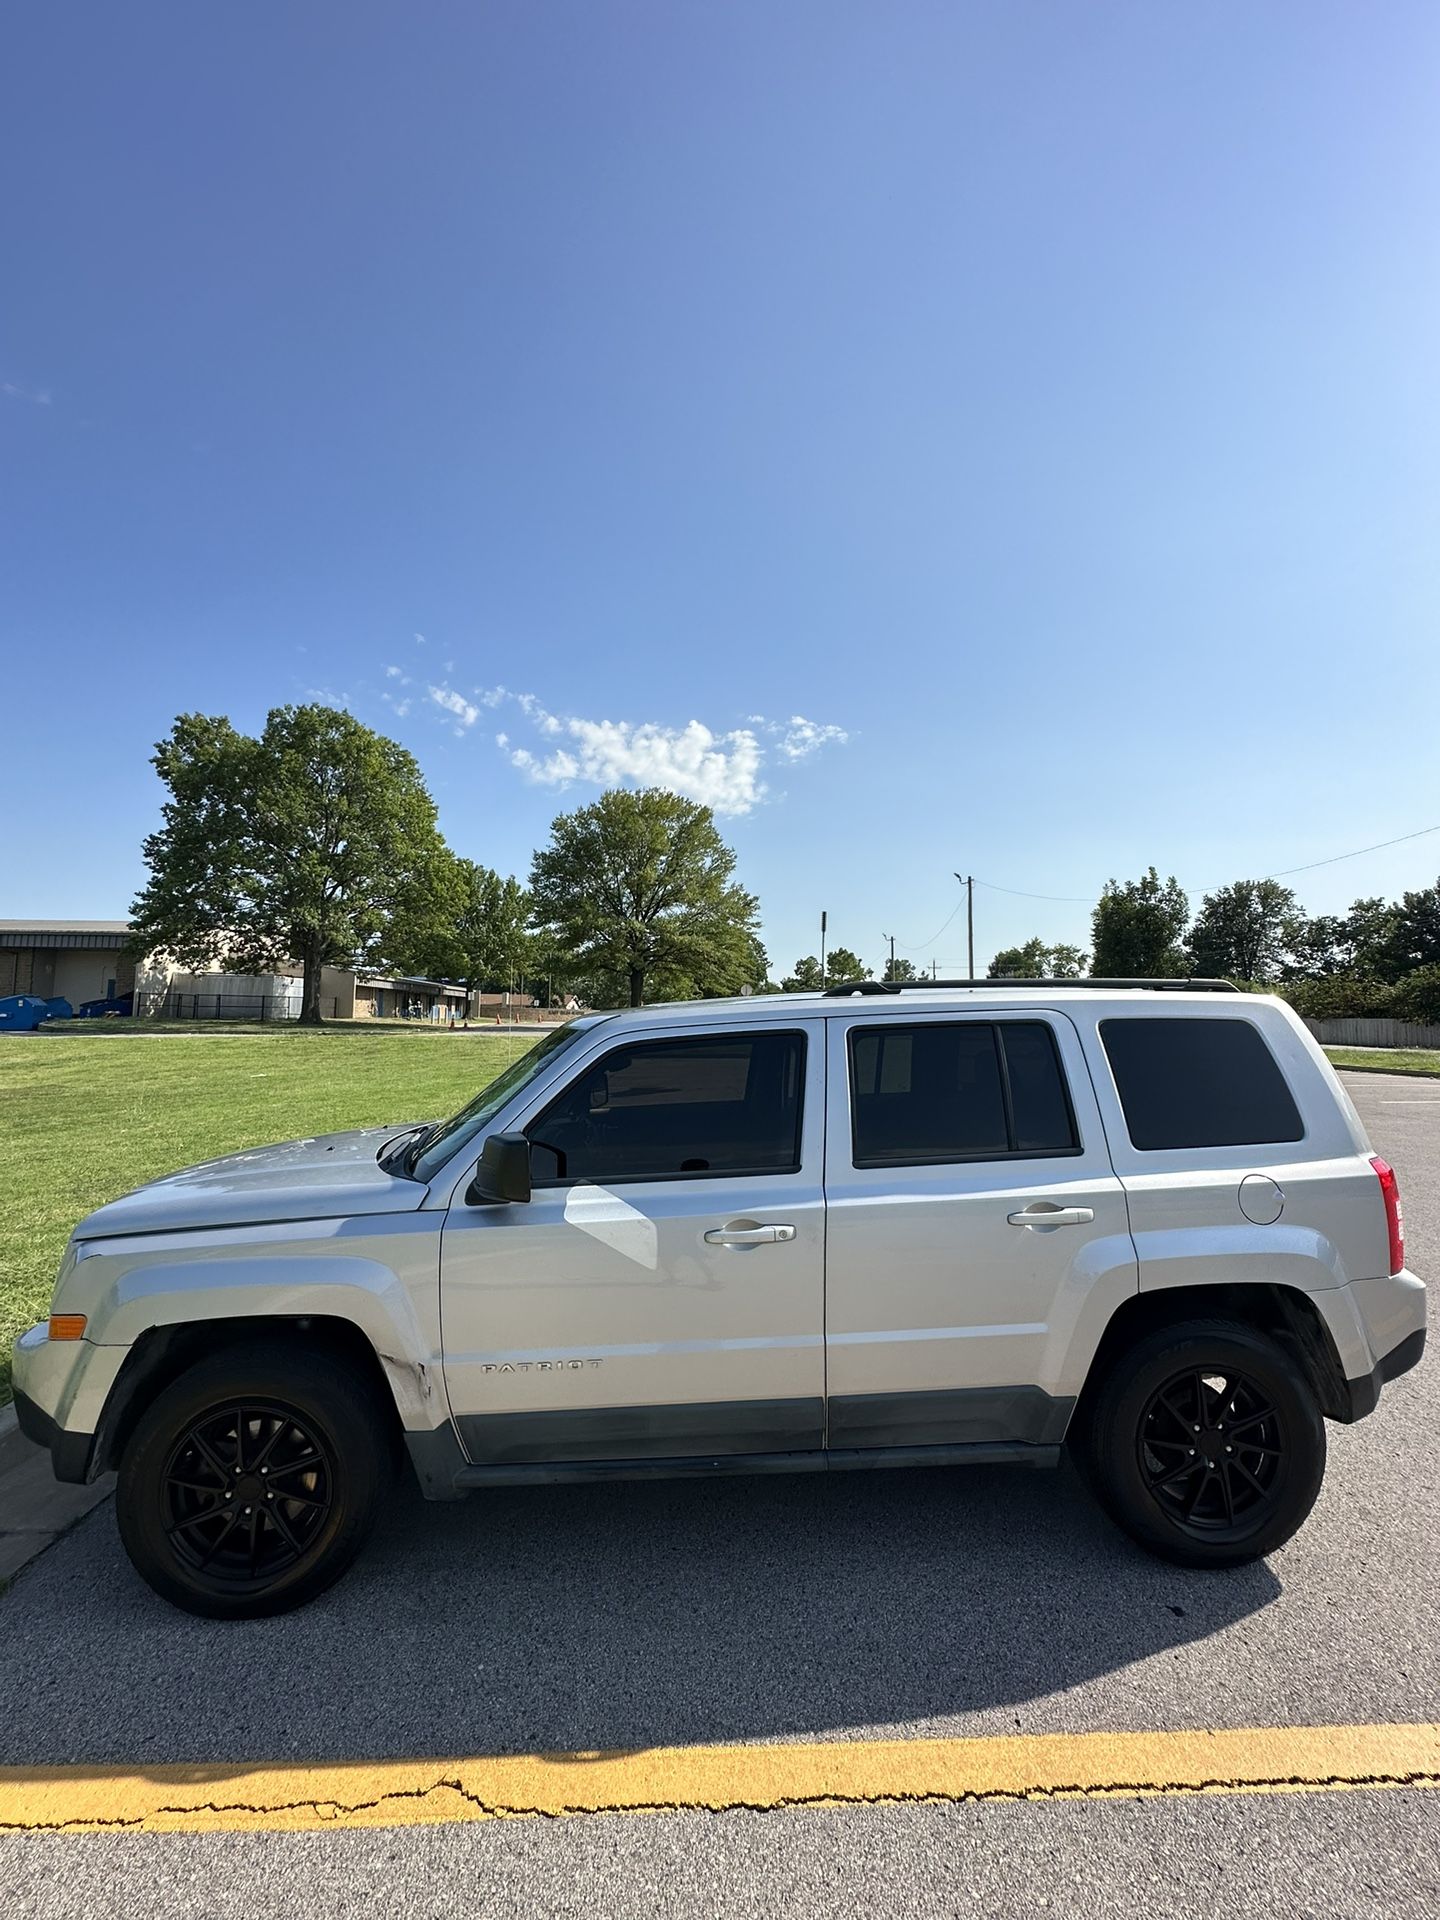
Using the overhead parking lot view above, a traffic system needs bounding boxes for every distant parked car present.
[0,995,72,1031]
[76,992,134,1019]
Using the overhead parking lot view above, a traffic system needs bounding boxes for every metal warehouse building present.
[0,921,136,1007]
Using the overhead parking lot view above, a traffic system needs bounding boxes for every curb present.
[1331,1063,1440,1083]
[0,1401,28,1469]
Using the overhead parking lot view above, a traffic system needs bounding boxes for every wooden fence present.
[1305,1016,1440,1050]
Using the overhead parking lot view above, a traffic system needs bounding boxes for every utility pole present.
[884,933,895,982]
[953,873,975,980]
[820,910,828,985]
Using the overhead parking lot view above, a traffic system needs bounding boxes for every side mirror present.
[467,1131,532,1206]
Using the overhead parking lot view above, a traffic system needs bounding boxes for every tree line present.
[129,704,1440,1026]
[989,865,1440,1024]
[130,705,769,1022]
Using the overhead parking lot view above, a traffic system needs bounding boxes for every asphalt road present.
[3,1070,1438,1916]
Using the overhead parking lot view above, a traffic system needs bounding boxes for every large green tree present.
[1185,879,1298,982]
[823,946,869,985]
[987,937,1089,979]
[1281,912,1348,980]
[1374,878,1440,982]
[131,704,451,1023]
[1341,896,1401,979]
[1049,942,1088,979]
[401,858,529,994]
[1090,868,1190,977]
[988,937,1049,979]
[781,956,825,992]
[528,788,762,1007]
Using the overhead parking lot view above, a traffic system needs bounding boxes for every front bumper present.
[13,1385,96,1482]
[10,1323,126,1485]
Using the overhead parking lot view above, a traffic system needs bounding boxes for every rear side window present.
[526,1029,805,1183]
[1100,1017,1304,1151]
[848,1021,1079,1167]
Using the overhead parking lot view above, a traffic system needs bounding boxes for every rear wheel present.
[1082,1318,1325,1567]
[116,1343,388,1618]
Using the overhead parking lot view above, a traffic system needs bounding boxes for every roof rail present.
[821,977,1242,997]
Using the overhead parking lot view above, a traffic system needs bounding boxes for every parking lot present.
[2,1069,1437,1917]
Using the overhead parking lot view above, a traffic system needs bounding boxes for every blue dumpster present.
[0,995,73,1031]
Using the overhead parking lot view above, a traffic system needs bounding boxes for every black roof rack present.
[822,977,1242,997]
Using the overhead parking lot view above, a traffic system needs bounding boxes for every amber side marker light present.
[48,1315,87,1341]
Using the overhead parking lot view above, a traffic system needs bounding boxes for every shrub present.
[1275,977,1395,1022]
[1390,965,1440,1027]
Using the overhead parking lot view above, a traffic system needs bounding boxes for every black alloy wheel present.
[1080,1316,1326,1568]
[1137,1366,1283,1535]
[161,1401,336,1589]
[117,1341,388,1618]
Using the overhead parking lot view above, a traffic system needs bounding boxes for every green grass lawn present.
[1326,1047,1440,1076]
[0,1027,531,1401]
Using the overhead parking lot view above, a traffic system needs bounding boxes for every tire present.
[1080,1317,1326,1568]
[116,1342,389,1619]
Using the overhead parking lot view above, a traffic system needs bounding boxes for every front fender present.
[65,1212,444,1426]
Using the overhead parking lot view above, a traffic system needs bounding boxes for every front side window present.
[410,1021,594,1182]
[1100,1016,1304,1151]
[526,1029,806,1184]
[849,1020,1078,1167]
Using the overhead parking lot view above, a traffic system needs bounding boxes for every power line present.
[894,896,965,951]
[890,821,1440,949]
[1261,822,1440,881]
[973,877,1093,903]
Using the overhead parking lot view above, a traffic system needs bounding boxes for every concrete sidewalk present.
[0,1406,113,1584]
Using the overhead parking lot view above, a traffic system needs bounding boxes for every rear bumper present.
[1345,1323,1426,1422]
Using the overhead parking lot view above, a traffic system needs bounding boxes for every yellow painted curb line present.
[2,1723,1437,1835]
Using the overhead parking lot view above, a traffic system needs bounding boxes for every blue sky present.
[3,2,1438,977]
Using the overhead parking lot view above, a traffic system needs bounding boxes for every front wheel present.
[1081,1318,1326,1568]
[116,1343,388,1618]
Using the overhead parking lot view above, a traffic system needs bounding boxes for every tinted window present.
[849,1021,1078,1166]
[1003,1021,1078,1153]
[526,1030,805,1183]
[1100,1017,1304,1151]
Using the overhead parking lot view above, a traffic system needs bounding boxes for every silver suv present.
[12,979,1425,1617]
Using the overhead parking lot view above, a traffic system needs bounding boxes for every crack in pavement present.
[5,1765,1440,1833]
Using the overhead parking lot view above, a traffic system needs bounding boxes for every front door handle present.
[704,1223,797,1247]
[1006,1205,1095,1230]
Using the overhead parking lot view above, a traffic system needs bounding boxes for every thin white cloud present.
[385,664,409,682]
[515,691,564,737]
[428,685,480,730]
[2,380,52,406]
[302,685,354,710]
[431,687,848,813]
[752,714,851,760]
[494,692,764,813]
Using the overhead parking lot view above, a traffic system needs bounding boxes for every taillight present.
[1371,1156,1405,1276]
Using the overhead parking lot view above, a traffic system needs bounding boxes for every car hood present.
[75,1124,435,1240]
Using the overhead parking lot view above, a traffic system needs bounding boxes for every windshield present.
[410,1021,595,1183]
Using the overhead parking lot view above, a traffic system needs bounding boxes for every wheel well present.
[92,1316,404,1476]
[1079,1284,1353,1425]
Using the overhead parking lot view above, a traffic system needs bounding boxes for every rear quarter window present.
[1100,1016,1304,1152]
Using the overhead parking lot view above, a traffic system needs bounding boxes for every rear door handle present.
[1006,1205,1095,1229]
[704,1224,797,1247]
